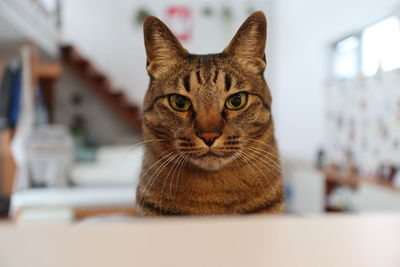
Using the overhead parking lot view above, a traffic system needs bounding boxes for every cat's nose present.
[196,129,222,146]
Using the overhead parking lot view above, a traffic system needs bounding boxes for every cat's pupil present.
[176,96,187,108]
[231,95,242,106]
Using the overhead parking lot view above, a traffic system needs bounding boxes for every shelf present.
[324,166,359,189]
[363,177,400,193]
[323,166,400,193]
[37,62,62,79]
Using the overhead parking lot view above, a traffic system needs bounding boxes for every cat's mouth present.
[192,150,233,159]
[189,150,237,171]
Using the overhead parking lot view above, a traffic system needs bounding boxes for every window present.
[332,36,360,79]
[332,15,400,79]
[362,16,400,76]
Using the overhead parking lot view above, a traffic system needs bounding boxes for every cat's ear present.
[223,11,267,73]
[143,16,189,77]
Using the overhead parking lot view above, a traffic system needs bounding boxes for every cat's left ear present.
[223,11,267,73]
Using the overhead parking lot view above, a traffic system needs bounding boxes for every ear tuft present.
[223,11,267,73]
[143,16,188,77]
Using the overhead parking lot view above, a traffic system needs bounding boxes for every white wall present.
[61,0,400,162]
[270,0,400,162]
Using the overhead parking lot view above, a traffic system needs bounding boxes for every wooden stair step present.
[118,95,134,107]
[60,45,73,59]
[86,64,102,78]
[93,73,106,82]
[96,77,111,90]
[110,92,123,100]
[62,46,89,70]
[67,47,83,63]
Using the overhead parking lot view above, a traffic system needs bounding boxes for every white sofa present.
[10,146,143,223]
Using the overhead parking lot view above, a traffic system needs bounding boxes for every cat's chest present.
[138,153,281,215]
[154,177,272,215]
[159,167,263,202]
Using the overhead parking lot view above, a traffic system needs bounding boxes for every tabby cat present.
[136,11,284,216]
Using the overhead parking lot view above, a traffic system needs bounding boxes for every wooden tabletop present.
[0,214,399,267]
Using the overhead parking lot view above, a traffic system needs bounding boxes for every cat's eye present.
[225,93,247,110]
[169,94,191,111]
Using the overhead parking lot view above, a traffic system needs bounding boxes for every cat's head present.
[142,11,274,171]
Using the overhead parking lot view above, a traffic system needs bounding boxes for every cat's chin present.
[190,156,234,171]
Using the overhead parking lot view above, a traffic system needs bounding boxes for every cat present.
[136,11,284,216]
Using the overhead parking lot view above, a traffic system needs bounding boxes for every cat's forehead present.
[173,54,246,93]
[185,54,238,75]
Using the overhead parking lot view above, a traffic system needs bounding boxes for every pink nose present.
[196,131,221,146]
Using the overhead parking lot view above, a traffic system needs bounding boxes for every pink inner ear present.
[236,57,266,73]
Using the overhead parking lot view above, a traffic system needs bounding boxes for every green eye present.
[225,93,247,110]
[169,94,191,111]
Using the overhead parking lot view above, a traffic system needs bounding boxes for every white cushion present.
[10,186,136,216]
[70,146,143,186]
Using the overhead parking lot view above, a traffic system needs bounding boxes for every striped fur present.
[137,11,284,216]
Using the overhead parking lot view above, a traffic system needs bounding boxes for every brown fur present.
[136,11,284,216]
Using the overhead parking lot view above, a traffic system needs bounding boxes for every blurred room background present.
[1,0,400,224]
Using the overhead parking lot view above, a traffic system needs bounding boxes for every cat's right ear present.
[223,11,267,73]
[143,16,188,78]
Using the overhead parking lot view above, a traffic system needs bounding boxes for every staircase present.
[60,45,142,132]
[0,1,142,133]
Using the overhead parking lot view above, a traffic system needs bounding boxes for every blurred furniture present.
[323,164,359,212]
[0,130,16,198]
[70,146,142,186]
[0,0,73,216]
[10,146,142,223]
[283,158,324,214]
[17,125,73,190]
[1,1,142,221]
[0,44,60,203]
[0,130,15,216]
[11,186,136,223]
[1,0,141,219]
[0,214,399,267]
[323,166,400,212]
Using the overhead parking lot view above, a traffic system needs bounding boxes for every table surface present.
[0,214,400,267]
